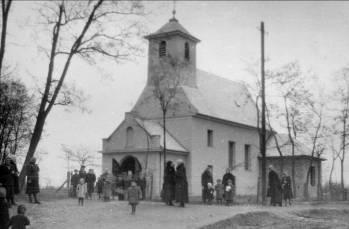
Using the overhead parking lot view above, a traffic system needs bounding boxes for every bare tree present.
[331,66,349,199]
[0,74,34,163]
[0,0,13,78]
[61,144,98,168]
[269,62,313,198]
[19,0,145,188]
[151,55,185,182]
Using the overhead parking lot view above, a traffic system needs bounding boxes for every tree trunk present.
[162,109,167,183]
[0,0,12,78]
[18,111,46,190]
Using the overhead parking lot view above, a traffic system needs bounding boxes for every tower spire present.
[170,0,177,22]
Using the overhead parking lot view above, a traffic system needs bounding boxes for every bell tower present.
[144,12,200,88]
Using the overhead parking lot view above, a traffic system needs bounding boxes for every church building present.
[100,15,323,201]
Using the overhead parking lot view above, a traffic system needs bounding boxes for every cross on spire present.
[172,0,177,20]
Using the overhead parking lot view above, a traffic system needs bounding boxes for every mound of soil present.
[200,209,349,229]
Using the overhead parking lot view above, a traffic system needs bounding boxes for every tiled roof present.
[182,70,259,127]
[134,118,188,152]
[144,18,200,42]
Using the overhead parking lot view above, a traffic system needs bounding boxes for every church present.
[100,15,323,201]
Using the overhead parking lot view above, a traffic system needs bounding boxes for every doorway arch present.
[120,155,142,176]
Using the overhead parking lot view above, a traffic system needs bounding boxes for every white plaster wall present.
[190,117,260,197]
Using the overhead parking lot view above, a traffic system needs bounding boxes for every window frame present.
[207,129,213,147]
[228,141,236,169]
[159,40,167,57]
[244,144,251,171]
[184,42,190,60]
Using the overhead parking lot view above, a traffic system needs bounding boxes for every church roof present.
[144,18,200,42]
[134,118,188,152]
[182,69,258,127]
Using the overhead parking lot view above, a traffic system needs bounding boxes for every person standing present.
[175,159,188,207]
[102,169,113,201]
[222,168,235,188]
[0,186,9,229]
[268,165,282,206]
[281,172,293,206]
[70,170,79,198]
[163,161,176,206]
[201,165,213,204]
[85,169,96,200]
[76,178,87,206]
[224,179,235,206]
[214,179,224,205]
[127,181,142,215]
[25,157,40,204]
[0,157,15,206]
[79,165,87,181]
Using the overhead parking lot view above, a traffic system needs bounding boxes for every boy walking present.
[127,181,142,215]
[76,178,87,206]
[8,205,30,229]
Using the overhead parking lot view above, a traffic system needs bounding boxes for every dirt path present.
[9,199,349,229]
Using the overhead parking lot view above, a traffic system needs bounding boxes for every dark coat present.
[10,161,19,195]
[201,169,213,188]
[281,175,293,200]
[222,173,235,187]
[86,173,96,194]
[70,173,80,187]
[127,186,142,205]
[163,163,176,202]
[0,198,9,229]
[0,164,14,198]
[268,169,282,206]
[26,162,40,194]
[79,170,87,181]
[175,164,188,203]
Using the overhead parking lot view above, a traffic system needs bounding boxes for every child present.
[206,182,214,205]
[8,205,30,229]
[0,185,9,229]
[76,178,87,206]
[214,179,224,205]
[224,179,234,206]
[127,181,142,215]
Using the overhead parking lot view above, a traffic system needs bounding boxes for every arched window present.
[185,42,190,60]
[159,41,166,57]
[126,127,134,147]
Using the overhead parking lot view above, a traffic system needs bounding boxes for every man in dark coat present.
[26,157,40,204]
[163,161,176,205]
[70,170,79,197]
[201,165,213,204]
[0,157,15,206]
[79,165,87,181]
[85,169,96,199]
[268,165,282,206]
[175,159,188,207]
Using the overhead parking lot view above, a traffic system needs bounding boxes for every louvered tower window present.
[159,41,167,57]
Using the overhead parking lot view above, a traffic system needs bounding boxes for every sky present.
[5,1,349,186]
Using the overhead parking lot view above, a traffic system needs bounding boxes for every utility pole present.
[260,21,267,204]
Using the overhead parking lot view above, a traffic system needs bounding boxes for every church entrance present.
[120,156,142,176]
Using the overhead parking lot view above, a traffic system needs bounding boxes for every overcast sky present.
[6,1,349,186]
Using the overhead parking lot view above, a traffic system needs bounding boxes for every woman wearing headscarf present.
[175,159,188,207]
[281,171,293,206]
[268,165,282,206]
[163,161,176,206]
[26,157,40,204]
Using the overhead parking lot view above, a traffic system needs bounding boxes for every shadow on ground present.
[200,209,349,229]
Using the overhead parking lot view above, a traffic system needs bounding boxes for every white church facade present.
[100,16,322,200]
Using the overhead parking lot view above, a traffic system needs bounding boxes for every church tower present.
[144,13,200,88]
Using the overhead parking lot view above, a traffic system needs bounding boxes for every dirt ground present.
[8,198,349,229]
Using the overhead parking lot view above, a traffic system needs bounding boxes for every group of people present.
[0,155,40,207]
[162,159,188,207]
[201,166,236,206]
[268,165,293,206]
[70,166,97,205]
[0,154,40,229]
